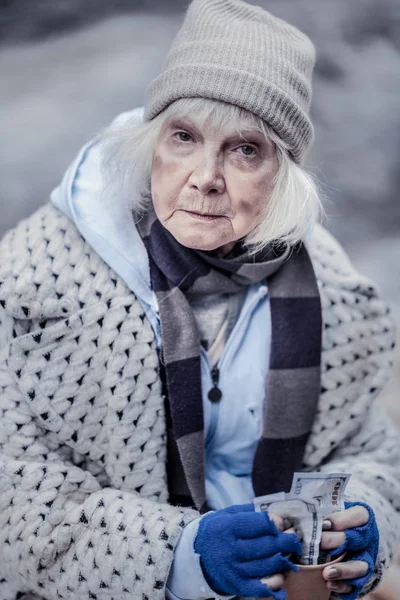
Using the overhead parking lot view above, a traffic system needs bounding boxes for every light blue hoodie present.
[51,108,271,600]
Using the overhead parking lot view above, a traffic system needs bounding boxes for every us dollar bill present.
[254,494,321,565]
[290,472,350,513]
[254,492,285,512]
[254,472,351,566]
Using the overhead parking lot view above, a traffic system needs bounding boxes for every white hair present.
[101,98,324,252]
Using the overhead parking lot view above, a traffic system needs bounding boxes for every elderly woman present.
[1,1,400,599]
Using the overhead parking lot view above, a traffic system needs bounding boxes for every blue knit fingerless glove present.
[331,501,380,600]
[194,503,302,599]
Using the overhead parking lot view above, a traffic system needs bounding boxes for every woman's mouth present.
[181,209,223,221]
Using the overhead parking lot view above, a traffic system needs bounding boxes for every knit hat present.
[144,0,316,164]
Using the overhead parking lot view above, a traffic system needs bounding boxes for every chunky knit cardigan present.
[0,203,399,600]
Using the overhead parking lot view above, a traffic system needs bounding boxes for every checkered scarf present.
[137,210,322,512]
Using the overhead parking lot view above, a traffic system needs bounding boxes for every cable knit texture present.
[0,203,399,599]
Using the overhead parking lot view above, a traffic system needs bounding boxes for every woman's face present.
[151,112,279,256]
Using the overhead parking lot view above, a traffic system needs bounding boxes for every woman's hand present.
[194,503,302,599]
[262,518,298,594]
[320,501,380,599]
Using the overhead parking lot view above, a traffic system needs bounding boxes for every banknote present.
[254,492,285,513]
[254,472,351,565]
[290,472,350,513]
[254,494,321,565]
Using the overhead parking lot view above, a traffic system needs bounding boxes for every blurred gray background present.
[0,0,399,418]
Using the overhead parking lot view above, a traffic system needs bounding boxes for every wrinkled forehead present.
[162,98,269,140]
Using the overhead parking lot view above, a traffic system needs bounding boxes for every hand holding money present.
[254,474,379,599]
[194,503,302,599]
[254,473,351,566]
[321,503,372,596]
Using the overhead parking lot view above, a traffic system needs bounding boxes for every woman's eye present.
[237,145,257,157]
[175,131,192,142]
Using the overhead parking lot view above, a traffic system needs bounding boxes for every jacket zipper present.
[205,285,268,447]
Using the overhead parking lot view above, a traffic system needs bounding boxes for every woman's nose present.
[188,155,226,195]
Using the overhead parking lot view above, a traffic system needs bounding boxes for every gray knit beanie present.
[145,0,316,164]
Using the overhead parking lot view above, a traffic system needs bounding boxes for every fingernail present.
[323,519,332,530]
[327,567,339,579]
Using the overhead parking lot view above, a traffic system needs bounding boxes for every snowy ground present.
[0,2,399,419]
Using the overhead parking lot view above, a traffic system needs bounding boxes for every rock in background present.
[0,0,399,416]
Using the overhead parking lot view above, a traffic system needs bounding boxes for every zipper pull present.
[208,366,222,403]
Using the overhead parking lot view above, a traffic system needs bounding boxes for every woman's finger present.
[320,531,346,550]
[235,511,280,538]
[238,552,294,578]
[236,535,289,560]
[237,529,301,561]
[276,532,302,556]
[260,573,285,591]
[284,526,303,541]
[322,559,369,582]
[326,581,353,594]
[325,505,369,532]
[269,513,285,531]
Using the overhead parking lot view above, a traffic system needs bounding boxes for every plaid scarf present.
[137,210,322,513]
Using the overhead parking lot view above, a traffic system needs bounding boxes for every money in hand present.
[254,472,351,565]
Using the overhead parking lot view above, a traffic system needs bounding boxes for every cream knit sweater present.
[0,203,399,600]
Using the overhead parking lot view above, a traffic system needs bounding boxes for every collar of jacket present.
[50,107,158,317]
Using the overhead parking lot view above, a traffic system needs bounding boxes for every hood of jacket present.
[50,106,158,314]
